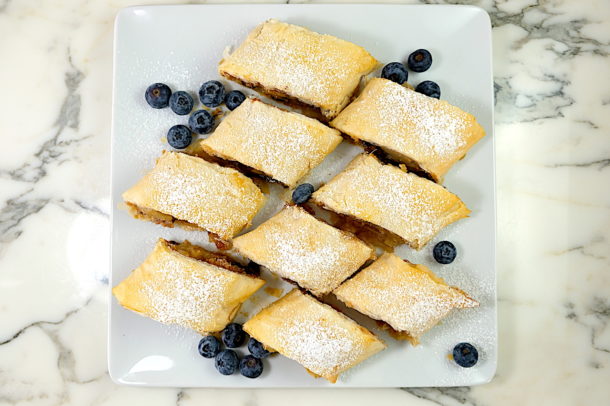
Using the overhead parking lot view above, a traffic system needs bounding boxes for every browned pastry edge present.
[339,133,437,183]
[308,202,407,251]
[220,71,331,122]
[166,240,260,277]
[125,202,233,250]
[189,147,287,187]
[375,320,419,345]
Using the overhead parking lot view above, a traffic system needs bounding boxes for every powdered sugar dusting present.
[220,20,377,113]
[313,154,468,248]
[376,81,467,156]
[202,99,341,186]
[276,318,363,378]
[335,254,478,339]
[140,252,229,330]
[234,206,372,295]
[331,79,483,179]
[125,152,264,238]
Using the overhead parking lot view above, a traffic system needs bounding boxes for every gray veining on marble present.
[1,0,609,404]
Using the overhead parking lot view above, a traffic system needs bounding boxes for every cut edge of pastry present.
[341,134,440,183]
[164,239,260,278]
[124,202,234,250]
[192,145,287,187]
[219,70,336,122]
[308,202,408,251]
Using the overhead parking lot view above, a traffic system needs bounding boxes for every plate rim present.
[108,3,496,388]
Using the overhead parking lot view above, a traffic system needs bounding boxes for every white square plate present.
[110,4,495,387]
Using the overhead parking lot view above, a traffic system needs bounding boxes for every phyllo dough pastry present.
[311,154,470,250]
[334,253,478,345]
[218,19,378,120]
[122,151,265,241]
[112,239,265,334]
[233,206,373,296]
[243,289,385,383]
[200,98,342,187]
[330,78,486,182]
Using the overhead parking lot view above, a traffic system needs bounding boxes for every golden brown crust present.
[122,151,266,240]
[311,154,470,250]
[334,253,478,342]
[233,206,374,297]
[200,99,342,187]
[112,239,265,334]
[243,289,385,382]
[218,19,379,120]
[330,78,486,182]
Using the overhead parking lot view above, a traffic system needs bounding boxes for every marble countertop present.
[1,0,608,404]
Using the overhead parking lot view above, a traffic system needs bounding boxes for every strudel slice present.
[334,253,478,345]
[122,151,265,241]
[330,78,486,182]
[112,239,265,334]
[312,154,470,250]
[243,289,385,383]
[233,206,373,296]
[218,19,378,120]
[200,98,342,187]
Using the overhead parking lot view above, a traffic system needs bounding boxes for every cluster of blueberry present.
[144,81,247,150]
[198,323,269,378]
[380,49,441,99]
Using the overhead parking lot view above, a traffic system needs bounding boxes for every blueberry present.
[221,323,246,348]
[381,62,408,84]
[292,183,314,205]
[433,241,456,264]
[407,49,433,72]
[415,80,441,99]
[240,355,263,378]
[145,83,171,109]
[169,91,194,115]
[198,336,221,358]
[225,90,246,111]
[188,110,214,134]
[248,338,270,359]
[215,349,239,375]
[452,342,478,368]
[167,125,192,149]
[199,80,225,107]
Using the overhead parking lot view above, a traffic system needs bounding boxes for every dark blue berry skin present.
[433,241,456,264]
[415,80,441,99]
[198,336,221,358]
[248,338,270,359]
[145,83,171,108]
[407,49,433,72]
[453,342,478,368]
[167,125,192,149]
[221,323,246,348]
[240,355,263,378]
[215,349,239,375]
[169,91,194,115]
[381,62,408,84]
[225,90,246,111]
[199,80,225,107]
[188,110,214,134]
[292,183,314,205]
